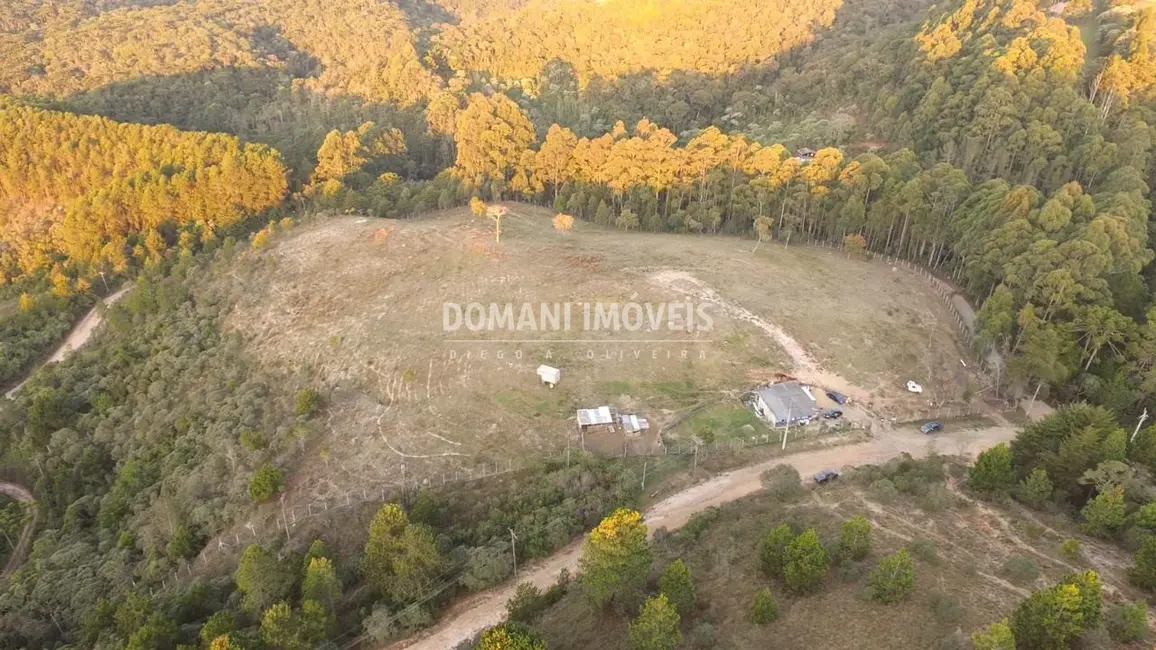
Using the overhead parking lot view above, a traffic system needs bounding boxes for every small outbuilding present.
[577,406,615,431]
[537,365,561,388]
[751,382,816,426]
[619,413,650,434]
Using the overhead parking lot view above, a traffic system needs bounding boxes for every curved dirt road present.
[388,423,1017,650]
[5,285,132,399]
[0,481,36,579]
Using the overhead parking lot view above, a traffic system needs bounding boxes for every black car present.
[920,421,944,434]
[826,391,848,405]
[823,408,843,419]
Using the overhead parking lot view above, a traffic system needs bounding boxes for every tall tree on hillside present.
[579,508,651,608]
[454,93,537,191]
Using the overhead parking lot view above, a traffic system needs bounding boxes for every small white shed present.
[537,365,561,388]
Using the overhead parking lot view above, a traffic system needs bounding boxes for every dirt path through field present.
[386,423,1017,650]
[648,269,868,401]
[5,285,131,399]
[0,481,36,579]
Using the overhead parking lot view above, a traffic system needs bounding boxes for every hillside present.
[217,203,972,503]
[7,0,1156,648]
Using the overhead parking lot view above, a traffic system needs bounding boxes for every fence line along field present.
[217,202,980,506]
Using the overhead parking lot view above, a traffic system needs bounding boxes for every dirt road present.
[388,422,1017,650]
[0,481,36,579]
[5,285,132,399]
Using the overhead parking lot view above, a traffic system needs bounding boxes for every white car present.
[906,380,923,394]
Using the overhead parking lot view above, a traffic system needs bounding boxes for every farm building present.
[751,382,816,426]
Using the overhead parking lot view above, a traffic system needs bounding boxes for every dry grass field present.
[216,203,978,503]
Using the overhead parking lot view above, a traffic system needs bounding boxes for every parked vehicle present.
[823,408,843,419]
[814,469,840,483]
[920,421,943,434]
[826,390,848,404]
[906,380,923,394]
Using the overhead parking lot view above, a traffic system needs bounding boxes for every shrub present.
[239,429,266,451]
[908,538,938,563]
[838,560,867,583]
[688,623,717,648]
[506,583,546,624]
[474,622,545,650]
[784,529,829,595]
[1059,539,1080,562]
[928,590,963,626]
[970,443,1016,495]
[761,465,804,501]
[295,388,322,417]
[748,588,778,625]
[919,484,955,512]
[248,463,285,502]
[868,479,899,504]
[552,213,574,232]
[1105,601,1149,643]
[1000,556,1040,585]
[971,619,1015,650]
[759,523,794,577]
[869,550,915,604]
[678,507,720,542]
[838,516,872,562]
[1017,468,1053,508]
[460,545,513,591]
[659,559,696,616]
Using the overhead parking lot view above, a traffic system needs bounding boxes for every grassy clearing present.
[215,203,975,503]
[677,404,769,443]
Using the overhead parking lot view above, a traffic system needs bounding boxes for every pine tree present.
[970,443,1016,495]
[628,594,681,650]
[838,516,871,562]
[783,529,829,595]
[658,559,696,616]
[759,523,794,577]
[579,508,652,608]
[868,550,915,604]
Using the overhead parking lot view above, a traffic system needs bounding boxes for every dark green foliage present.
[658,559,696,616]
[868,550,915,604]
[1009,405,1125,504]
[165,523,196,559]
[460,544,513,591]
[1105,601,1149,643]
[760,523,795,577]
[248,463,285,502]
[970,443,1016,495]
[199,611,236,645]
[236,544,294,615]
[783,528,829,595]
[748,587,778,624]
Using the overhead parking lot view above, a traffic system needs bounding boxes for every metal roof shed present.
[577,406,614,427]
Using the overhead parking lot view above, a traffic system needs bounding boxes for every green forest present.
[8,0,1156,647]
